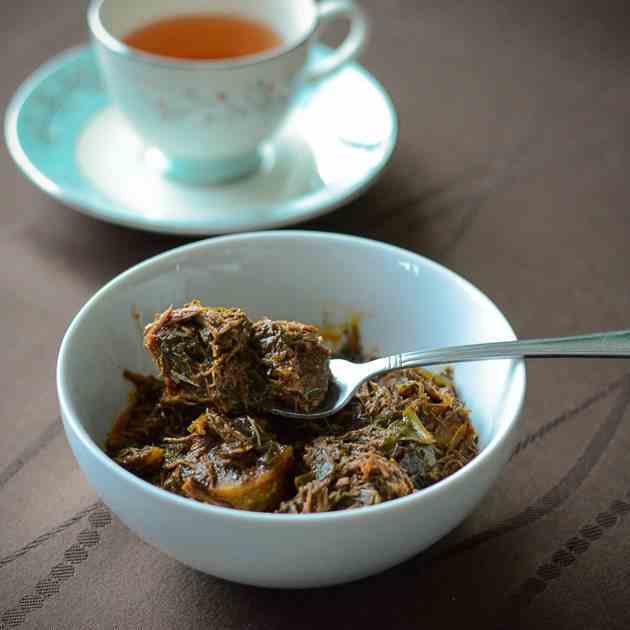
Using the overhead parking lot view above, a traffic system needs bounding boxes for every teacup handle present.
[306,0,369,81]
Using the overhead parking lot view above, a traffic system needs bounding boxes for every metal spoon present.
[271,330,630,420]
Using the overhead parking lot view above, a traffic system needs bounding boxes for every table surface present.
[3,1,630,628]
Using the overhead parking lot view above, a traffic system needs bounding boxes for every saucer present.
[5,46,397,235]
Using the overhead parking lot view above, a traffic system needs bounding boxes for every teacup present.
[88,0,369,185]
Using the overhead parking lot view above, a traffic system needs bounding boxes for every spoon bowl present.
[273,330,630,420]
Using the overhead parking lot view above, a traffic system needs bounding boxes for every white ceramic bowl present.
[57,231,526,588]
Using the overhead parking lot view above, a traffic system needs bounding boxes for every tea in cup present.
[88,0,369,185]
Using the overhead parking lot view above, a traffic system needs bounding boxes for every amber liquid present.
[123,13,283,61]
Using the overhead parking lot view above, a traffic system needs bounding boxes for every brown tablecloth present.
[3,1,630,628]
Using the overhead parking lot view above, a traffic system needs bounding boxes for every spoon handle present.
[389,330,630,370]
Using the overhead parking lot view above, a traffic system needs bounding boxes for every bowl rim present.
[57,230,526,523]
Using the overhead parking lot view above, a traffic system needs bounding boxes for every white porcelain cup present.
[88,0,369,185]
